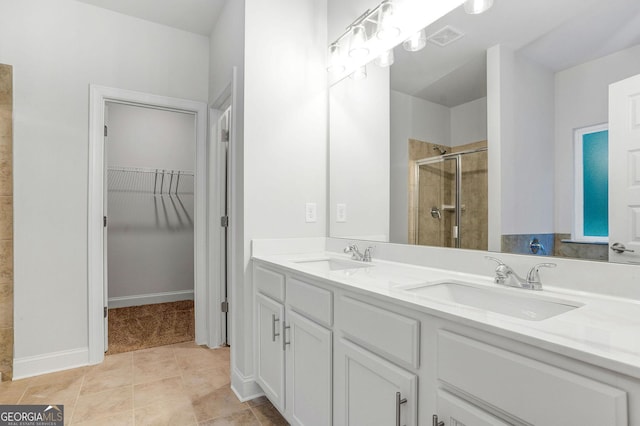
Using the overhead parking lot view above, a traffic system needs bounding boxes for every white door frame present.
[88,85,209,364]
[209,70,236,347]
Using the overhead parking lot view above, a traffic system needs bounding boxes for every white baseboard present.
[13,347,89,380]
[108,290,194,308]
[231,367,264,402]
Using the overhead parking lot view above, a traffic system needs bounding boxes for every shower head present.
[433,146,447,155]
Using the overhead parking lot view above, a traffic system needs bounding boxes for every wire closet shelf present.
[107,166,194,195]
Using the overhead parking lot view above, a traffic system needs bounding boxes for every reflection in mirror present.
[329,0,640,263]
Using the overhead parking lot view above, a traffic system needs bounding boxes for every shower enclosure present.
[413,147,488,250]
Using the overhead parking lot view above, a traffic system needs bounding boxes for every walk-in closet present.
[105,102,196,354]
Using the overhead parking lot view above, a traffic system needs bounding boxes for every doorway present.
[88,86,215,365]
[104,102,197,354]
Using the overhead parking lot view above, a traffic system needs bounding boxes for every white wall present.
[554,43,640,233]
[488,45,555,239]
[389,90,449,243]
[330,66,390,241]
[235,0,327,394]
[0,0,208,364]
[107,103,196,170]
[450,97,487,147]
[208,0,247,389]
[106,103,195,304]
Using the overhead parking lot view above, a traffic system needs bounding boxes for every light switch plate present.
[336,203,347,222]
[305,203,317,223]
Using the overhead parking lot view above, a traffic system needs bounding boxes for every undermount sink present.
[292,257,372,272]
[401,281,583,321]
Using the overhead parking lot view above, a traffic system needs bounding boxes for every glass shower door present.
[415,157,458,248]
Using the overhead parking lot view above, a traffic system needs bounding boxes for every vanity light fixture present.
[350,65,368,80]
[464,0,494,14]
[376,0,401,40]
[348,24,370,58]
[328,44,346,74]
[375,49,395,67]
[327,0,469,81]
[403,29,427,52]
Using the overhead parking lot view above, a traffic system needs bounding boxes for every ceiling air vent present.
[427,25,465,47]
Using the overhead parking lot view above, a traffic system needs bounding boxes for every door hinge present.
[221,129,230,142]
[220,216,229,227]
[103,216,107,227]
[221,301,229,313]
[104,125,108,137]
[104,306,108,318]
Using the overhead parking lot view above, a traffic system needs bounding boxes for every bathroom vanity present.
[251,240,640,426]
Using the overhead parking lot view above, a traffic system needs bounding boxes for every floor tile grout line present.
[66,371,87,425]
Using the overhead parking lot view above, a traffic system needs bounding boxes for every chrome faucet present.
[344,244,374,262]
[485,256,556,291]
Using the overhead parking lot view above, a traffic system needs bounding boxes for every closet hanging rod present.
[107,166,194,176]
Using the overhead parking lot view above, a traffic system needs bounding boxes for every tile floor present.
[0,342,288,425]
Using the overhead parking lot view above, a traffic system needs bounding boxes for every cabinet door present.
[436,390,511,426]
[256,293,285,411]
[285,310,332,426]
[335,339,417,426]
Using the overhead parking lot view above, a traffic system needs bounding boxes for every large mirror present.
[329,0,640,263]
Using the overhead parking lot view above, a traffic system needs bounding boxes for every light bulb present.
[375,49,395,67]
[376,0,401,40]
[350,66,367,80]
[348,24,369,58]
[464,0,494,14]
[403,29,426,52]
[327,44,345,74]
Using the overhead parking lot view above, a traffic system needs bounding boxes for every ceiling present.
[75,0,226,36]
[391,0,640,107]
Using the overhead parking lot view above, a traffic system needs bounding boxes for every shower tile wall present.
[408,139,488,250]
[453,141,488,251]
[0,64,13,381]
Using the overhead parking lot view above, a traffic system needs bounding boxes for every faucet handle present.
[485,255,505,266]
[485,256,513,284]
[526,263,557,290]
[363,246,375,262]
[344,244,358,253]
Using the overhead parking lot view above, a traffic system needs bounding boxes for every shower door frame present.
[413,147,487,249]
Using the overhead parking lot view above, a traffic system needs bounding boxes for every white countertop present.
[253,251,640,379]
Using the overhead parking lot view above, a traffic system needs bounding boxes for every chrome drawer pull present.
[396,392,407,426]
[271,314,280,342]
[283,322,291,350]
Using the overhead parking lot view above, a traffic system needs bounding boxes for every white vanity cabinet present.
[254,264,333,426]
[434,330,629,425]
[252,259,640,426]
[334,294,420,426]
[256,292,286,410]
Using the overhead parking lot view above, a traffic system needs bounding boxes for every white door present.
[285,310,332,426]
[334,339,417,426]
[609,73,640,263]
[256,293,286,411]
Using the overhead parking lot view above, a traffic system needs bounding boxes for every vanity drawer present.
[254,264,285,302]
[286,277,333,327]
[338,295,420,369]
[437,330,627,425]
